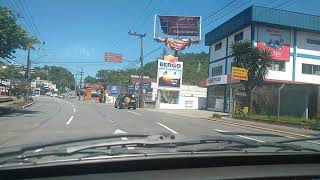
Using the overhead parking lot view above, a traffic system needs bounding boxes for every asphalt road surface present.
[0,96,319,150]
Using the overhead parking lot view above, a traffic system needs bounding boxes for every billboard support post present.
[128,31,146,108]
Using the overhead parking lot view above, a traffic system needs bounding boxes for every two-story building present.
[205,6,320,118]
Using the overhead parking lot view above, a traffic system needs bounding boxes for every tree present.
[84,76,97,83]
[230,40,272,111]
[0,7,38,59]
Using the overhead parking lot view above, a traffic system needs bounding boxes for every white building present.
[205,6,320,118]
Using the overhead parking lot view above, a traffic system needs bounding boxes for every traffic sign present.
[232,67,248,81]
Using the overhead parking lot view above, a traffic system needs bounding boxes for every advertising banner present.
[158,16,200,36]
[104,52,122,63]
[157,60,183,89]
[257,26,290,61]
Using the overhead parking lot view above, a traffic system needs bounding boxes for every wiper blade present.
[214,130,283,137]
[276,137,320,144]
[0,134,149,157]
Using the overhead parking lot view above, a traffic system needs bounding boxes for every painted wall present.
[295,31,320,84]
[208,26,251,78]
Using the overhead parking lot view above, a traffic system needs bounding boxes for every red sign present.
[257,42,290,61]
[159,16,200,36]
[104,52,122,63]
[257,27,291,61]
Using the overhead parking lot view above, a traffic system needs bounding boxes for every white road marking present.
[113,129,127,134]
[307,140,320,145]
[73,108,76,112]
[237,135,265,143]
[285,136,296,139]
[213,129,228,133]
[157,122,179,134]
[66,116,74,125]
[128,111,141,116]
[34,148,43,153]
[214,129,265,142]
[72,105,75,108]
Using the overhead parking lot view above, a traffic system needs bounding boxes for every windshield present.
[1,0,320,169]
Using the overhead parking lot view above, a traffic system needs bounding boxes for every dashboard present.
[0,153,319,179]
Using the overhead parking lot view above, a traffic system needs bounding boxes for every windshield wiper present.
[0,133,150,157]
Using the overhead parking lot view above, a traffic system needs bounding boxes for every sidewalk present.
[144,108,319,137]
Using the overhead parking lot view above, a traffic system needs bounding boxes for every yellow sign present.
[243,107,249,114]
[164,55,178,62]
[232,67,248,81]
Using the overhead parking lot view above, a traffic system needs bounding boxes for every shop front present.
[206,75,229,112]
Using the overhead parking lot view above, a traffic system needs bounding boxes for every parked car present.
[114,93,136,109]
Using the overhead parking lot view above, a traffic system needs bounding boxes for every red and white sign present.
[257,27,291,61]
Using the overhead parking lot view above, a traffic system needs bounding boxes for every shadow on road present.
[0,107,39,118]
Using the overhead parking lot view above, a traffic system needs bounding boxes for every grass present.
[239,114,319,128]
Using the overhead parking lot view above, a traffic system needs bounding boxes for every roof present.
[205,6,320,46]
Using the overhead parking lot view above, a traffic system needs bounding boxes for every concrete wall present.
[160,96,203,110]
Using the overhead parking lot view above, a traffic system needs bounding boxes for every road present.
[0,96,319,150]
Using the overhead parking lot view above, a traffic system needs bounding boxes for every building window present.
[215,42,222,51]
[302,64,320,76]
[268,60,286,71]
[212,66,223,76]
[306,39,320,46]
[234,32,243,42]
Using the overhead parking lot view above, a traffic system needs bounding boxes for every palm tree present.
[230,40,272,112]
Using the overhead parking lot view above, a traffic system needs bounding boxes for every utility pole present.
[74,74,77,99]
[79,67,83,100]
[25,47,31,101]
[128,31,146,108]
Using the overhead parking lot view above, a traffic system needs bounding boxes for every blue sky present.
[1,0,320,79]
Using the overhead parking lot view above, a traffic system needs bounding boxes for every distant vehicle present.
[45,92,52,96]
[34,88,40,96]
[58,95,64,98]
[50,93,58,97]
[115,93,136,109]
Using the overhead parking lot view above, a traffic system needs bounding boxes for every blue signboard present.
[107,86,120,94]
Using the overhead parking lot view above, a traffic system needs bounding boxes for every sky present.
[1,0,320,79]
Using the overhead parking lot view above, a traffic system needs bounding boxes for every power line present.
[130,0,153,31]
[21,0,41,38]
[202,0,251,31]
[202,0,238,23]
[143,46,162,58]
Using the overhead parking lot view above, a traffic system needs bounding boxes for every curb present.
[22,97,36,108]
[202,117,312,138]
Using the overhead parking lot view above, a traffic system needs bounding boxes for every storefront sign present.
[232,67,248,81]
[257,26,290,61]
[206,75,228,86]
[157,60,183,89]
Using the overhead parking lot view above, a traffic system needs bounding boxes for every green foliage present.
[231,40,272,93]
[179,52,208,85]
[84,76,97,83]
[0,7,39,59]
[245,114,318,129]
[95,52,208,86]
[31,66,75,92]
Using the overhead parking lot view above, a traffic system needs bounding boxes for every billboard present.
[126,82,152,94]
[104,52,122,63]
[158,16,200,36]
[257,26,290,61]
[157,60,183,89]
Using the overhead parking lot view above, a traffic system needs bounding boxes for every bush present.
[212,114,222,119]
